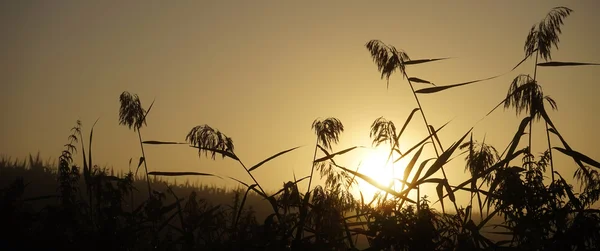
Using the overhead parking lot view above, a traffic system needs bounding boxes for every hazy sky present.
[1,1,599,206]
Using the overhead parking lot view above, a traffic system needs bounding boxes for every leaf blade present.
[420,127,472,181]
[249,146,302,172]
[404,57,450,65]
[408,77,435,85]
[314,146,361,163]
[415,75,502,94]
[334,164,416,203]
[143,140,187,145]
[147,171,220,178]
[553,147,600,169]
[537,61,600,67]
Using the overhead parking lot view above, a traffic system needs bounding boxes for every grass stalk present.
[236,159,267,197]
[405,76,461,215]
[137,130,152,198]
[306,136,319,195]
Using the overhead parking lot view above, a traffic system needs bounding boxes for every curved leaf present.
[410,158,437,186]
[398,108,421,141]
[249,146,301,172]
[505,116,531,159]
[234,184,257,228]
[408,77,435,85]
[451,149,527,196]
[140,98,155,127]
[553,147,600,169]
[415,75,501,94]
[429,124,444,151]
[314,146,361,163]
[444,180,455,203]
[395,158,436,200]
[394,121,450,163]
[420,128,472,181]
[386,108,421,162]
[316,144,331,156]
[547,124,591,179]
[88,117,100,179]
[403,143,428,186]
[511,49,538,71]
[436,182,445,212]
[135,157,145,176]
[228,177,268,199]
[333,164,416,203]
[404,57,450,65]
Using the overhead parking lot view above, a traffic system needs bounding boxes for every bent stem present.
[137,129,152,197]
[406,75,460,215]
[532,49,555,181]
[306,135,319,195]
[528,51,539,165]
[545,122,555,183]
[236,159,267,196]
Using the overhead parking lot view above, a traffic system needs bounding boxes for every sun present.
[351,146,410,202]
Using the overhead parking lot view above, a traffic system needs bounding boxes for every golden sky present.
[1,1,599,207]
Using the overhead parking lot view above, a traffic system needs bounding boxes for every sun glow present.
[352,147,411,202]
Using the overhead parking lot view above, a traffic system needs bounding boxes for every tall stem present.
[294,136,319,242]
[237,160,267,196]
[406,76,460,214]
[531,50,555,183]
[529,51,539,161]
[545,122,555,183]
[406,78,440,158]
[416,185,420,210]
[137,129,152,197]
[533,51,539,80]
[534,50,555,182]
[306,138,319,195]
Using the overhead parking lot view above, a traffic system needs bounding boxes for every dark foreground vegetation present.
[2,7,600,251]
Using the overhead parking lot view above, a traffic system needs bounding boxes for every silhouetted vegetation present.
[2,6,600,251]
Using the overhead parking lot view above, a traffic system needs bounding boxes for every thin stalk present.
[238,160,267,195]
[137,129,152,197]
[391,170,396,194]
[416,185,420,210]
[529,51,539,162]
[381,143,397,204]
[545,113,555,183]
[406,76,460,215]
[129,166,134,213]
[78,130,94,226]
[391,149,395,191]
[306,136,319,195]
[528,122,533,168]
[405,77,440,158]
[533,51,539,80]
[532,49,555,181]
[297,137,319,241]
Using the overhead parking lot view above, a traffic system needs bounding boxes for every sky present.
[1,1,599,208]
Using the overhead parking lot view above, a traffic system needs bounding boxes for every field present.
[2,6,600,251]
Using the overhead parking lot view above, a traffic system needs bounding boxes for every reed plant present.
[1,6,600,251]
